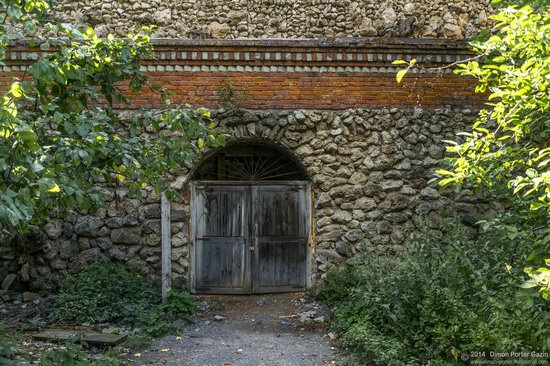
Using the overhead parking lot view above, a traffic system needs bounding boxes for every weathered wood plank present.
[161,192,172,304]
[31,329,128,346]
[254,184,308,293]
[194,185,249,293]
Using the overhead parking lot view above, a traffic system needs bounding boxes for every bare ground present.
[131,293,340,366]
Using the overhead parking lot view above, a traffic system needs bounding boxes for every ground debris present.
[22,292,40,302]
[131,293,340,366]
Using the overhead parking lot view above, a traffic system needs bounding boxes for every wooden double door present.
[191,181,310,294]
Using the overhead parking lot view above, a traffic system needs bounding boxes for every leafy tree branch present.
[0,0,226,236]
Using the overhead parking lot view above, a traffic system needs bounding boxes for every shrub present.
[53,262,195,336]
[40,342,122,366]
[314,219,550,365]
[0,323,16,366]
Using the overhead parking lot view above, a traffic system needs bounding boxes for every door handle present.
[250,238,256,251]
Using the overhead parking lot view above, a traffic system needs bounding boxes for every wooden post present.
[161,192,172,304]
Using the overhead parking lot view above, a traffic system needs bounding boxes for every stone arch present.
[189,138,311,182]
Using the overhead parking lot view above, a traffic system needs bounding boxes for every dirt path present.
[132,293,340,366]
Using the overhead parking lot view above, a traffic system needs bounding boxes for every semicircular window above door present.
[193,143,307,181]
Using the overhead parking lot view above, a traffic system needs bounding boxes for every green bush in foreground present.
[40,342,122,366]
[53,262,196,336]
[313,220,550,365]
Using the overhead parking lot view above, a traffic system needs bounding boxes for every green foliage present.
[392,2,550,299]
[0,1,226,235]
[0,323,16,366]
[309,265,364,305]
[53,262,196,337]
[523,259,550,300]
[0,0,52,61]
[339,320,415,366]
[314,220,550,365]
[441,5,550,214]
[40,342,122,366]
[433,3,550,297]
[161,289,196,316]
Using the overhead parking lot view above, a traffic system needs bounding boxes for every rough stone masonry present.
[0,1,495,289]
[2,108,493,288]
[53,0,492,40]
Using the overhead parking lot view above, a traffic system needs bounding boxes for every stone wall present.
[1,107,494,289]
[53,0,492,40]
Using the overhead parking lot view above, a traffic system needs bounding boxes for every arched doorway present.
[190,142,311,294]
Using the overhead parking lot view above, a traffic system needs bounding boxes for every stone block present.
[111,227,142,244]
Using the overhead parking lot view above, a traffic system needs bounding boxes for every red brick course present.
[122,72,483,109]
[1,71,483,110]
[1,38,485,110]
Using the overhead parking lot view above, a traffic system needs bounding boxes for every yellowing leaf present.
[84,27,95,39]
[396,69,408,83]
[2,97,18,117]
[436,169,454,176]
[451,348,458,362]
[197,138,205,149]
[10,82,23,98]
[116,174,126,183]
[199,108,211,117]
[48,183,61,193]
[0,128,11,138]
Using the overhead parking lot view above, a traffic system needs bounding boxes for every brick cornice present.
[5,37,474,74]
